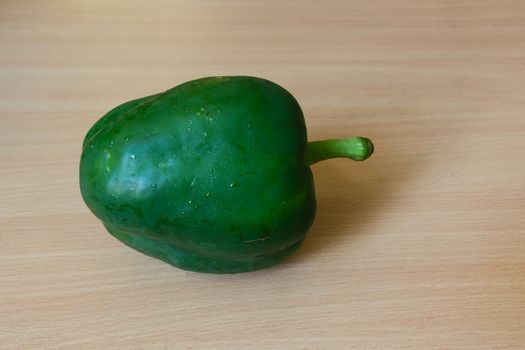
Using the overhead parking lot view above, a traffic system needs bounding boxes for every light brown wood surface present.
[1,1,524,349]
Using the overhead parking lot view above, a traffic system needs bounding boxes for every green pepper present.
[79,76,373,273]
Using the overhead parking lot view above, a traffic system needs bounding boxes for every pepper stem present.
[306,137,374,165]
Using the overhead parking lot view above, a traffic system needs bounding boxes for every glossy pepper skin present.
[80,76,373,273]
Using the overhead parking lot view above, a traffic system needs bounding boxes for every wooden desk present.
[1,1,524,348]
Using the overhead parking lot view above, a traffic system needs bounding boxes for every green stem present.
[306,137,374,165]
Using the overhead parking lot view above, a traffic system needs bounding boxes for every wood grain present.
[1,1,524,349]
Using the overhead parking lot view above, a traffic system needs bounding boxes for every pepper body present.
[80,77,317,273]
